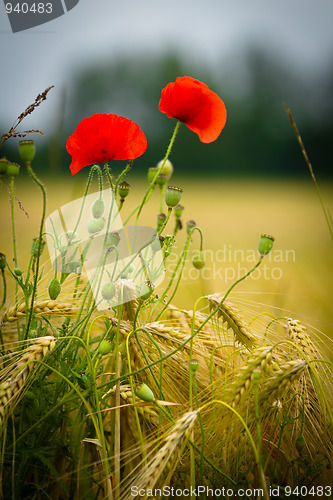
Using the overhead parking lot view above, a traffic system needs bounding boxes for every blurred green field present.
[1,176,332,340]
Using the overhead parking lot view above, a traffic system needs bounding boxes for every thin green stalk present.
[125,329,147,465]
[0,269,6,309]
[157,207,172,236]
[10,177,18,268]
[192,374,205,488]
[104,162,115,193]
[123,121,181,227]
[25,161,47,339]
[159,185,165,214]
[154,226,204,319]
[284,104,333,242]
[253,370,262,477]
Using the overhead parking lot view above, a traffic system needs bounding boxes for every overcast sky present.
[1,0,333,132]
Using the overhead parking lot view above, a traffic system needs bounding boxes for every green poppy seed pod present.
[295,434,305,453]
[14,267,23,277]
[118,181,130,199]
[98,339,112,356]
[192,251,206,270]
[157,159,173,180]
[258,234,275,256]
[48,278,61,300]
[157,213,166,231]
[91,198,105,218]
[147,167,159,184]
[155,174,167,187]
[105,231,121,248]
[31,237,45,257]
[6,162,20,178]
[19,140,36,163]
[189,359,199,372]
[151,236,164,252]
[101,281,116,301]
[0,157,9,176]
[186,220,196,235]
[165,186,182,208]
[0,252,6,270]
[135,383,155,402]
[174,204,184,219]
[139,280,154,301]
[87,217,105,234]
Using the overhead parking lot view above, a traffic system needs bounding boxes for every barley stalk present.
[230,346,273,407]
[122,411,197,499]
[285,318,319,358]
[207,295,257,349]
[0,336,56,428]
[0,300,77,326]
[259,359,307,404]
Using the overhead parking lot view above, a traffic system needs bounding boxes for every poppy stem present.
[103,162,115,193]
[123,121,181,226]
[115,159,133,198]
[157,207,172,236]
[24,160,47,340]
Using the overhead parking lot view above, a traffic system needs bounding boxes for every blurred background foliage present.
[1,45,333,179]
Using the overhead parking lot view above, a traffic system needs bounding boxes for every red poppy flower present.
[66,113,147,175]
[159,76,227,143]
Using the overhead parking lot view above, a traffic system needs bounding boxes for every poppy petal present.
[158,76,226,143]
[66,114,147,175]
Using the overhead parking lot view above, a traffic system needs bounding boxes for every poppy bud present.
[98,339,113,355]
[87,217,105,234]
[163,234,176,258]
[186,220,196,235]
[101,281,116,301]
[0,253,6,270]
[189,359,199,372]
[258,234,275,256]
[156,159,173,180]
[23,390,36,402]
[0,157,9,176]
[19,140,36,163]
[295,434,305,453]
[48,278,61,300]
[174,204,184,219]
[165,186,182,208]
[118,181,130,199]
[92,198,105,218]
[135,383,155,402]
[139,280,154,301]
[157,213,166,231]
[151,236,164,252]
[147,167,159,184]
[31,237,45,257]
[119,341,127,356]
[105,231,121,248]
[14,268,23,277]
[192,251,206,270]
[7,162,20,178]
